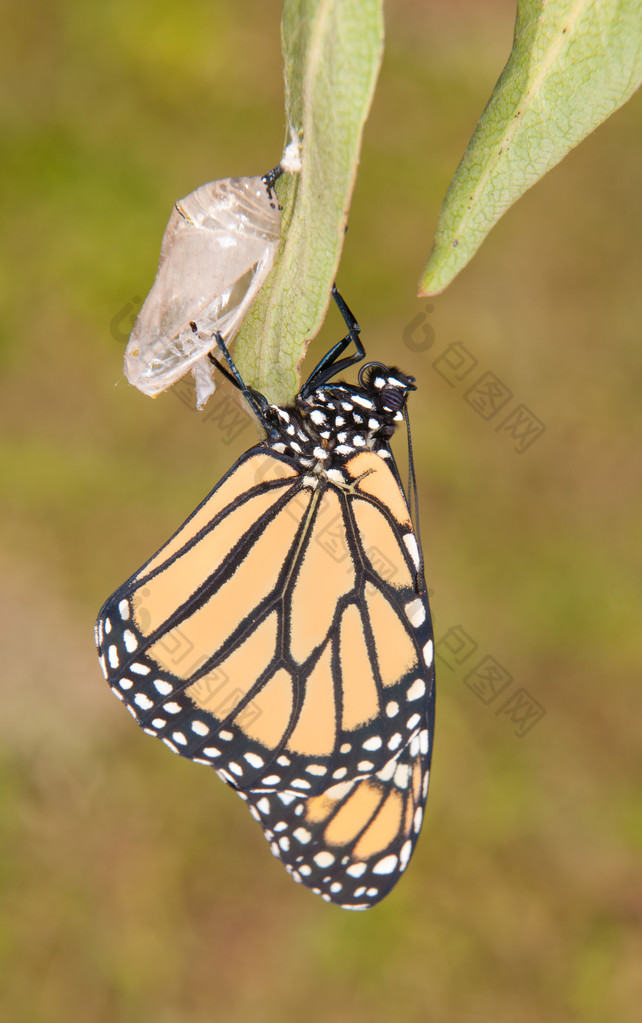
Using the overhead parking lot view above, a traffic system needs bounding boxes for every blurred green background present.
[1,1,641,1020]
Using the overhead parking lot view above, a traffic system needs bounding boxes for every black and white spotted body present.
[260,365,415,473]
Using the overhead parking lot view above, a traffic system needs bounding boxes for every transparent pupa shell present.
[124,176,281,404]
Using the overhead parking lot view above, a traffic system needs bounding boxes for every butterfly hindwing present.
[241,719,433,909]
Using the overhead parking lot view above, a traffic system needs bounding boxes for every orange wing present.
[96,444,435,905]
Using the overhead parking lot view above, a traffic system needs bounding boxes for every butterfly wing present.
[96,445,312,776]
[241,720,433,909]
[96,445,434,905]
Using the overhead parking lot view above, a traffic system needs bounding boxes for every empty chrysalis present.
[124,174,282,407]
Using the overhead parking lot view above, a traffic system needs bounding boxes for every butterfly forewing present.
[97,448,433,787]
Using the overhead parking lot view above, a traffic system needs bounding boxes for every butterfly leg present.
[206,333,272,422]
[300,285,365,397]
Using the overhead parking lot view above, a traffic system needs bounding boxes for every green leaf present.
[420,0,642,296]
[234,0,384,404]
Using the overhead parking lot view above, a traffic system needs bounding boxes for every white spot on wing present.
[403,534,420,570]
[406,678,426,701]
[325,780,355,800]
[376,758,397,782]
[373,854,398,875]
[278,792,296,805]
[291,778,311,789]
[400,839,413,869]
[404,598,426,627]
[244,752,264,769]
[346,862,367,878]
[122,630,138,652]
[314,851,335,868]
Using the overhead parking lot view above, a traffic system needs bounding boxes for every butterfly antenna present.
[404,407,426,594]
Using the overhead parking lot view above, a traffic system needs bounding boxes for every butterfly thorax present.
[263,365,415,471]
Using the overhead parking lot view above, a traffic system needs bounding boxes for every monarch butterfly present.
[96,288,435,910]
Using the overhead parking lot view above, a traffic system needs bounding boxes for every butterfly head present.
[359,363,416,410]
[353,363,416,439]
